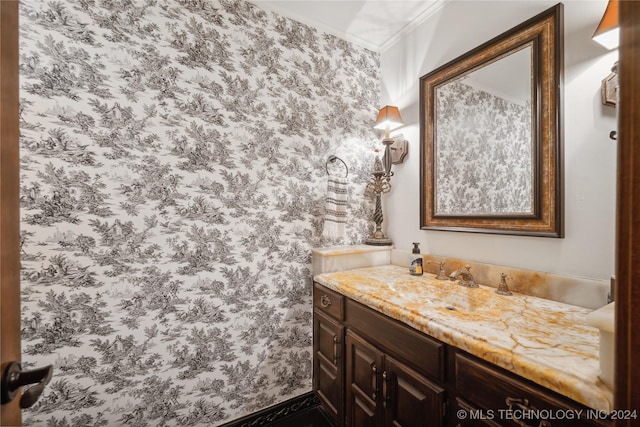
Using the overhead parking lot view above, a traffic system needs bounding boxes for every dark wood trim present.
[614,0,640,422]
[0,1,21,425]
[219,392,323,427]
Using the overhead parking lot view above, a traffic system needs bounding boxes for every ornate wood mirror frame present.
[420,4,563,237]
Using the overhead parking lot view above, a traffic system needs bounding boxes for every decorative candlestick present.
[365,147,393,246]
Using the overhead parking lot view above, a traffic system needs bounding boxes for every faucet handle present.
[426,260,447,280]
[496,272,512,296]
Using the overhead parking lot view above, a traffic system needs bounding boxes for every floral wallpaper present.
[435,80,532,215]
[18,1,379,425]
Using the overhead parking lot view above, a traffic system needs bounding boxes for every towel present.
[322,176,348,239]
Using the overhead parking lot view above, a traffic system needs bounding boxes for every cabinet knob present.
[320,294,332,308]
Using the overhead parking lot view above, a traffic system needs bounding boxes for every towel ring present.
[326,155,348,178]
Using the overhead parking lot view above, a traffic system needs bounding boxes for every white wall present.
[380,0,618,280]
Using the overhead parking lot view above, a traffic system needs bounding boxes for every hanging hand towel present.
[323,176,348,239]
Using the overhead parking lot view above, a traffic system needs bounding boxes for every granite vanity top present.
[314,264,613,412]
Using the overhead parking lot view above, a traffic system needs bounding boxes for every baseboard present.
[220,392,321,427]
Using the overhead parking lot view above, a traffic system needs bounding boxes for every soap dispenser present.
[409,242,423,276]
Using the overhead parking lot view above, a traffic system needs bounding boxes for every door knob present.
[1,361,53,408]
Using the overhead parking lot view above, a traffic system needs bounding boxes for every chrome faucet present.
[449,264,478,288]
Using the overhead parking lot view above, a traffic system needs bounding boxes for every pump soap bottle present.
[409,242,423,276]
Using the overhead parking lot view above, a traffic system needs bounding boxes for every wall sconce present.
[592,0,618,50]
[592,0,619,107]
[373,105,408,173]
[365,106,405,246]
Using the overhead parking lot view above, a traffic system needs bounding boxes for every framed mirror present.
[420,4,563,237]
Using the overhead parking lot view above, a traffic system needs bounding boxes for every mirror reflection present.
[420,4,563,237]
[434,46,534,216]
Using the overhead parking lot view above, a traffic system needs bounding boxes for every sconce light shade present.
[374,106,403,136]
[593,0,619,50]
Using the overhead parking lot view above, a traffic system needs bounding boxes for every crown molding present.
[252,1,447,54]
[379,0,446,53]
[253,1,380,51]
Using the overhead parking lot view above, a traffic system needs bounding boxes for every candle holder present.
[365,144,393,246]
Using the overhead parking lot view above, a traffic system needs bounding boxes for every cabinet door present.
[346,330,383,427]
[314,309,344,425]
[383,354,445,427]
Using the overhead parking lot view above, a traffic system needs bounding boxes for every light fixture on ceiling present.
[592,0,619,108]
[592,0,619,50]
[365,106,406,246]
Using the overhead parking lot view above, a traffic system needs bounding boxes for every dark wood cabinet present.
[313,284,345,425]
[314,309,344,424]
[313,282,612,427]
[345,330,379,426]
[382,351,445,426]
[344,296,445,385]
[345,329,445,427]
[314,282,446,427]
[453,351,612,427]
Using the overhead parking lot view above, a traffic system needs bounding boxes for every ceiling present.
[252,0,444,52]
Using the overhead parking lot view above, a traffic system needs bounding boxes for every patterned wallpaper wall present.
[18,1,379,425]
[435,81,532,215]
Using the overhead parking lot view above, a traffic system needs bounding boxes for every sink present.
[431,290,494,312]
[386,275,498,314]
[586,302,615,388]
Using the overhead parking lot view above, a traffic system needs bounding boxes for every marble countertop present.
[314,264,613,412]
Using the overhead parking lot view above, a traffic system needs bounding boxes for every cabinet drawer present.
[455,351,610,427]
[346,298,445,382]
[314,283,344,320]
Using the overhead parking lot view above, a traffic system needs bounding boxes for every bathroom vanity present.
[311,250,614,427]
